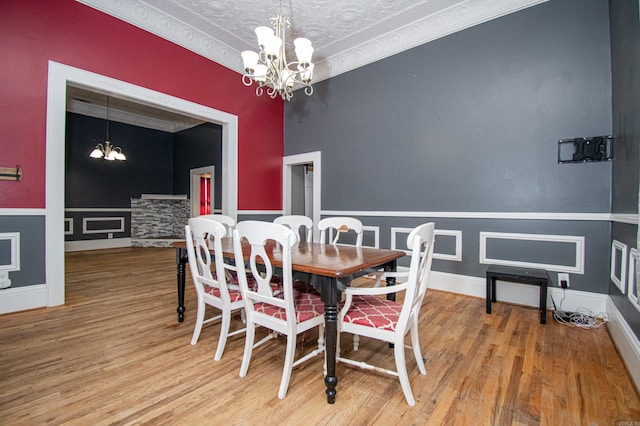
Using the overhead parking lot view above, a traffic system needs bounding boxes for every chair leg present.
[190,299,206,345]
[410,323,426,375]
[239,322,255,378]
[353,334,360,351]
[394,339,416,406]
[213,309,231,361]
[278,332,298,399]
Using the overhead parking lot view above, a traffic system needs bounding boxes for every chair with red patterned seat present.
[337,222,435,406]
[185,216,246,360]
[233,220,325,399]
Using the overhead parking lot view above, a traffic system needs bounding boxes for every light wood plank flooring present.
[1,247,639,425]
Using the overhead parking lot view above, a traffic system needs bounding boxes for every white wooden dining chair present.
[318,216,363,246]
[274,215,313,243]
[197,214,235,233]
[337,222,435,406]
[233,221,325,399]
[185,216,245,360]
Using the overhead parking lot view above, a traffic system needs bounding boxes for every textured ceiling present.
[71,0,548,129]
[77,0,548,83]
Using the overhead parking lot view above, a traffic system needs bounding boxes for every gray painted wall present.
[609,0,640,340]
[0,216,45,288]
[285,0,613,294]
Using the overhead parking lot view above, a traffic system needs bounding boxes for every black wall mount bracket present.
[557,135,613,164]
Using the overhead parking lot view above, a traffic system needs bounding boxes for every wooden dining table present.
[171,238,405,404]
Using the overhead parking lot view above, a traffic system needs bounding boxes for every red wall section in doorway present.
[0,0,283,210]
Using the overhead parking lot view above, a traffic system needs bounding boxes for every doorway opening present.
[283,151,321,242]
[46,61,238,307]
[191,166,215,217]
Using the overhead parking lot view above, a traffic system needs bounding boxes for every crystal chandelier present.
[89,96,126,161]
[241,4,314,101]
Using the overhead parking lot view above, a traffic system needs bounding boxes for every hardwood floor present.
[1,247,639,425]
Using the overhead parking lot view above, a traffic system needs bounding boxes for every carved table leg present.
[176,248,187,323]
[322,278,339,404]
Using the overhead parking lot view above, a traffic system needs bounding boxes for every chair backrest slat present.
[233,221,298,317]
[398,222,435,329]
[318,216,363,247]
[274,215,313,244]
[185,217,229,294]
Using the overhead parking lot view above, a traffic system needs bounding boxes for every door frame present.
[283,151,321,242]
[46,61,238,306]
[190,165,215,217]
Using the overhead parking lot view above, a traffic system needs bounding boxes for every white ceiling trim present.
[316,0,549,81]
[77,0,548,84]
[77,0,241,73]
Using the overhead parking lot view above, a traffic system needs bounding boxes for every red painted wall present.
[0,0,283,210]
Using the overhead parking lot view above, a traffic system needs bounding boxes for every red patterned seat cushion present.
[253,288,324,323]
[204,285,243,303]
[342,295,402,331]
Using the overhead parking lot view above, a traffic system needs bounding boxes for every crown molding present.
[66,98,201,133]
[76,0,549,84]
[314,0,550,82]
[77,0,242,73]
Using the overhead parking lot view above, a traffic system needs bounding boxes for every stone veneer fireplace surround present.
[130,194,189,247]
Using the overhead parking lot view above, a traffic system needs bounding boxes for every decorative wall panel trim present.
[628,248,640,312]
[611,213,639,225]
[611,240,628,293]
[82,217,125,235]
[0,232,20,272]
[363,226,379,248]
[66,208,132,212]
[479,231,585,273]
[322,210,610,221]
[65,218,73,236]
[391,227,462,261]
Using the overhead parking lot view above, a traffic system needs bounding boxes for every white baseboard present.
[428,271,608,316]
[0,284,47,314]
[65,238,131,252]
[606,298,640,394]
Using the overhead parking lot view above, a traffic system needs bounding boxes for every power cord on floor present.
[551,291,608,329]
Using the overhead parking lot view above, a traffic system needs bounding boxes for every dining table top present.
[171,238,406,279]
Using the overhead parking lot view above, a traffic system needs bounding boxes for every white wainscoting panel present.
[391,227,462,261]
[479,231,585,273]
[628,248,639,312]
[65,218,73,235]
[0,232,20,272]
[611,240,628,293]
[362,226,379,248]
[82,217,125,234]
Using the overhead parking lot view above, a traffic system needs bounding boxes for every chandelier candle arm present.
[241,8,314,101]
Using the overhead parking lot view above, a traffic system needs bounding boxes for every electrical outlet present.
[558,273,570,288]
